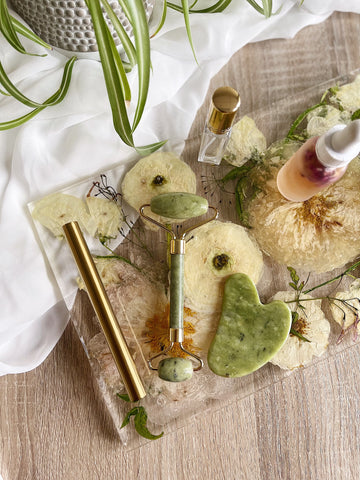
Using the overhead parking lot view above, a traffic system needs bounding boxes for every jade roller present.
[140,192,218,382]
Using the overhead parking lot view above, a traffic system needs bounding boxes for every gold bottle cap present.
[208,86,241,134]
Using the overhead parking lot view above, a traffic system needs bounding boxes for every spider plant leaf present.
[0,56,76,130]
[135,139,167,155]
[100,0,137,67]
[168,0,232,13]
[244,0,264,15]
[262,0,272,18]
[86,0,134,146]
[0,0,27,54]
[10,16,52,51]
[150,0,167,39]
[166,0,197,59]
[125,0,151,132]
[181,0,197,62]
[116,0,132,22]
[0,58,77,108]
[245,0,274,17]
[105,26,131,102]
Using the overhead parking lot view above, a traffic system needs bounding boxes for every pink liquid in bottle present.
[277,121,360,202]
[277,137,347,202]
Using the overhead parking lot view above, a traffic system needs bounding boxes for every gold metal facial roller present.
[140,192,218,383]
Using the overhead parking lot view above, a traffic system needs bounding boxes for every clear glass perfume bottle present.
[198,86,240,165]
[277,120,360,202]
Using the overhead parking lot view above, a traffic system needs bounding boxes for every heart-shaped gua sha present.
[208,273,291,377]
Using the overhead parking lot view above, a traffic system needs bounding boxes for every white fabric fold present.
[1,1,360,375]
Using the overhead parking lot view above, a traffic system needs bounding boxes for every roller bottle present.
[277,120,360,202]
[198,86,240,165]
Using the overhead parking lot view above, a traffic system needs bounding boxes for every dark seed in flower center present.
[213,254,230,270]
[152,175,165,186]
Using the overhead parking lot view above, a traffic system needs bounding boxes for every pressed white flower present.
[32,191,125,241]
[85,196,123,240]
[306,105,351,137]
[184,220,263,313]
[32,192,91,238]
[269,291,330,370]
[247,145,360,273]
[224,115,266,167]
[121,151,196,229]
[331,74,360,113]
[330,278,360,338]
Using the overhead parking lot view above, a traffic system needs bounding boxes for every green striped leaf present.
[0,0,27,53]
[86,0,134,146]
[124,0,151,132]
[135,139,168,156]
[105,25,131,102]
[150,0,168,38]
[245,0,273,17]
[168,0,232,13]
[11,16,52,51]
[0,57,76,130]
[100,0,137,68]
[181,0,197,61]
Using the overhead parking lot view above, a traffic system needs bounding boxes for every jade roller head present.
[140,192,218,382]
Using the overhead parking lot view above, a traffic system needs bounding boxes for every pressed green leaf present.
[287,266,299,285]
[100,0,137,67]
[0,56,76,130]
[286,102,324,140]
[133,406,164,440]
[120,407,139,428]
[290,326,311,343]
[116,393,131,402]
[86,0,134,146]
[11,16,52,51]
[120,405,163,440]
[351,109,360,121]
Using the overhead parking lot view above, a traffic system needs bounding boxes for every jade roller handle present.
[169,239,185,343]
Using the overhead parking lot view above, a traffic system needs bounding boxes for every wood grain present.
[1,12,360,480]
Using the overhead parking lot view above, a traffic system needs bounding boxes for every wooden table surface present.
[1,11,360,480]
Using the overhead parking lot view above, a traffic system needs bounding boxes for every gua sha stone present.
[208,273,291,377]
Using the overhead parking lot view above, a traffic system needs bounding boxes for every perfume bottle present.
[198,86,241,165]
[276,120,360,202]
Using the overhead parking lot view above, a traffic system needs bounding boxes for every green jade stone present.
[158,357,193,382]
[150,192,208,219]
[208,273,291,378]
[169,253,184,329]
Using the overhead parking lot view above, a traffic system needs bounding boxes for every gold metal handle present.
[63,221,146,402]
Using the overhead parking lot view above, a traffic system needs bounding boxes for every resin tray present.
[29,69,360,451]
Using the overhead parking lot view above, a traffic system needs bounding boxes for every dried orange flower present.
[145,304,199,358]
